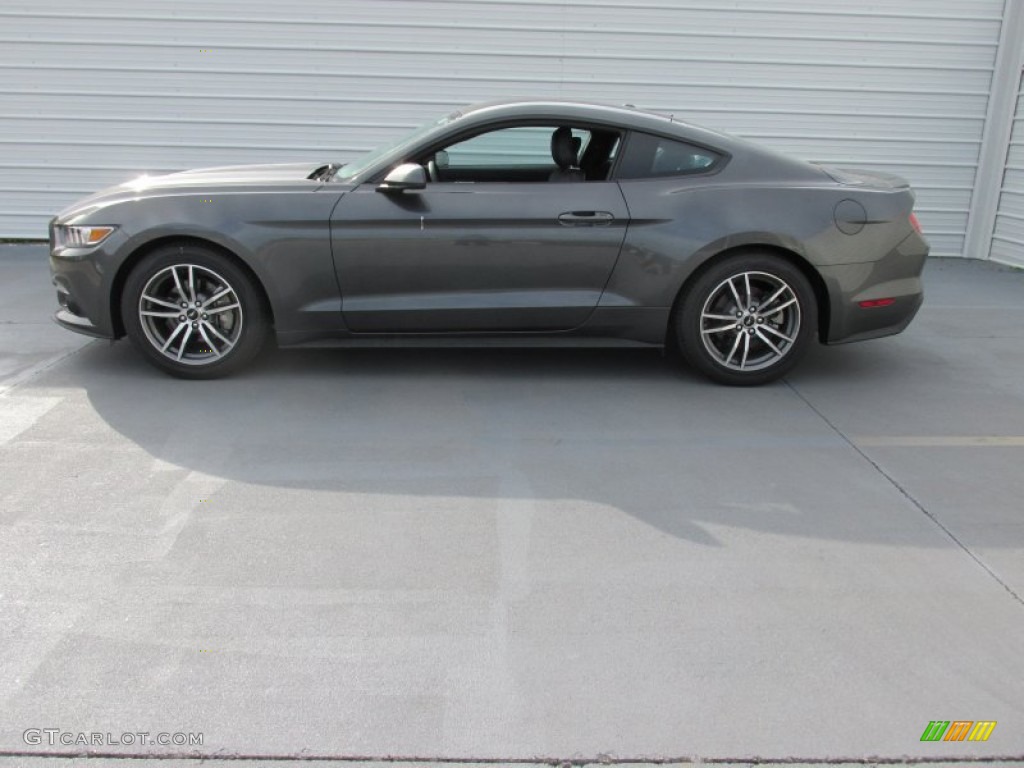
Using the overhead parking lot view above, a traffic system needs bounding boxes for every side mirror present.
[377,163,427,193]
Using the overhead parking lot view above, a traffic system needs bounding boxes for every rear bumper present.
[826,291,923,344]
[820,231,928,344]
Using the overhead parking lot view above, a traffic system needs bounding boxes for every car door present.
[330,125,630,333]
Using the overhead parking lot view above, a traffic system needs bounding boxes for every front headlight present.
[54,225,117,250]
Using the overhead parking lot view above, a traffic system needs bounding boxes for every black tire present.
[121,243,270,379]
[675,252,817,386]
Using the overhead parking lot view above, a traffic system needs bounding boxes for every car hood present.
[146,161,332,185]
[56,162,336,221]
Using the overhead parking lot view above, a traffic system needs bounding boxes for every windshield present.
[334,110,461,181]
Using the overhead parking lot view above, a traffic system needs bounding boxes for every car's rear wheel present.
[121,244,269,379]
[676,253,816,386]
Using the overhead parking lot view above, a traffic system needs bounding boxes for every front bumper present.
[53,308,112,338]
[48,218,122,339]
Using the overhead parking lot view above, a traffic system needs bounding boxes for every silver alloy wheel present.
[137,264,244,366]
[699,270,801,372]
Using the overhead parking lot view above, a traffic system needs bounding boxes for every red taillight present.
[859,298,896,309]
[909,213,922,234]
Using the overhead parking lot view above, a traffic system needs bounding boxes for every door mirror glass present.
[377,163,427,192]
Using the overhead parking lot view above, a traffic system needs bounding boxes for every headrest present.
[551,127,579,169]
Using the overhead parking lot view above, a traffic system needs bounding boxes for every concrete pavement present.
[0,245,1022,765]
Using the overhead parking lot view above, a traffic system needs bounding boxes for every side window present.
[419,125,620,183]
[616,132,720,179]
[444,126,590,169]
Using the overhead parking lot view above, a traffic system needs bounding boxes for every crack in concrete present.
[784,380,1024,611]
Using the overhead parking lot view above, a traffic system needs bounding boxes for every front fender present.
[106,189,346,336]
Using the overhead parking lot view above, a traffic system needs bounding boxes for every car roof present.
[455,99,742,152]
[344,98,822,185]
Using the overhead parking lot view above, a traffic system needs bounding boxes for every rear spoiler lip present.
[815,164,912,190]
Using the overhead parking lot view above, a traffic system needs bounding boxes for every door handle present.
[558,210,614,226]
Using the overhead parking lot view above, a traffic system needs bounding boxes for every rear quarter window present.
[616,132,721,179]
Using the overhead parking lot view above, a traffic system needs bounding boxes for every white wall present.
[991,71,1024,266]
[0,0,1008,258]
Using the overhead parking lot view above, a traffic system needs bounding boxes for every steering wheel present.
[426,157,439,183]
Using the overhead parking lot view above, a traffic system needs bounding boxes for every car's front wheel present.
[121,244,269,379]
[676,253,817,386]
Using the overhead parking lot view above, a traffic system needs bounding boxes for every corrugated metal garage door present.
[991,69,1024,267]
[0,0,1006,257]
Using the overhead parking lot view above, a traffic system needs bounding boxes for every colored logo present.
[921,721,996,742]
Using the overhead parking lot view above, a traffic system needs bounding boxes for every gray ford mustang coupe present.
[49,99,927,385]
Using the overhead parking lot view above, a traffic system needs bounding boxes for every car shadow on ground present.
[41,333,1013,551]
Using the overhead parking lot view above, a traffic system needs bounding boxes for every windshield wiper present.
[309,163,345,182]
[324,163,346,181]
